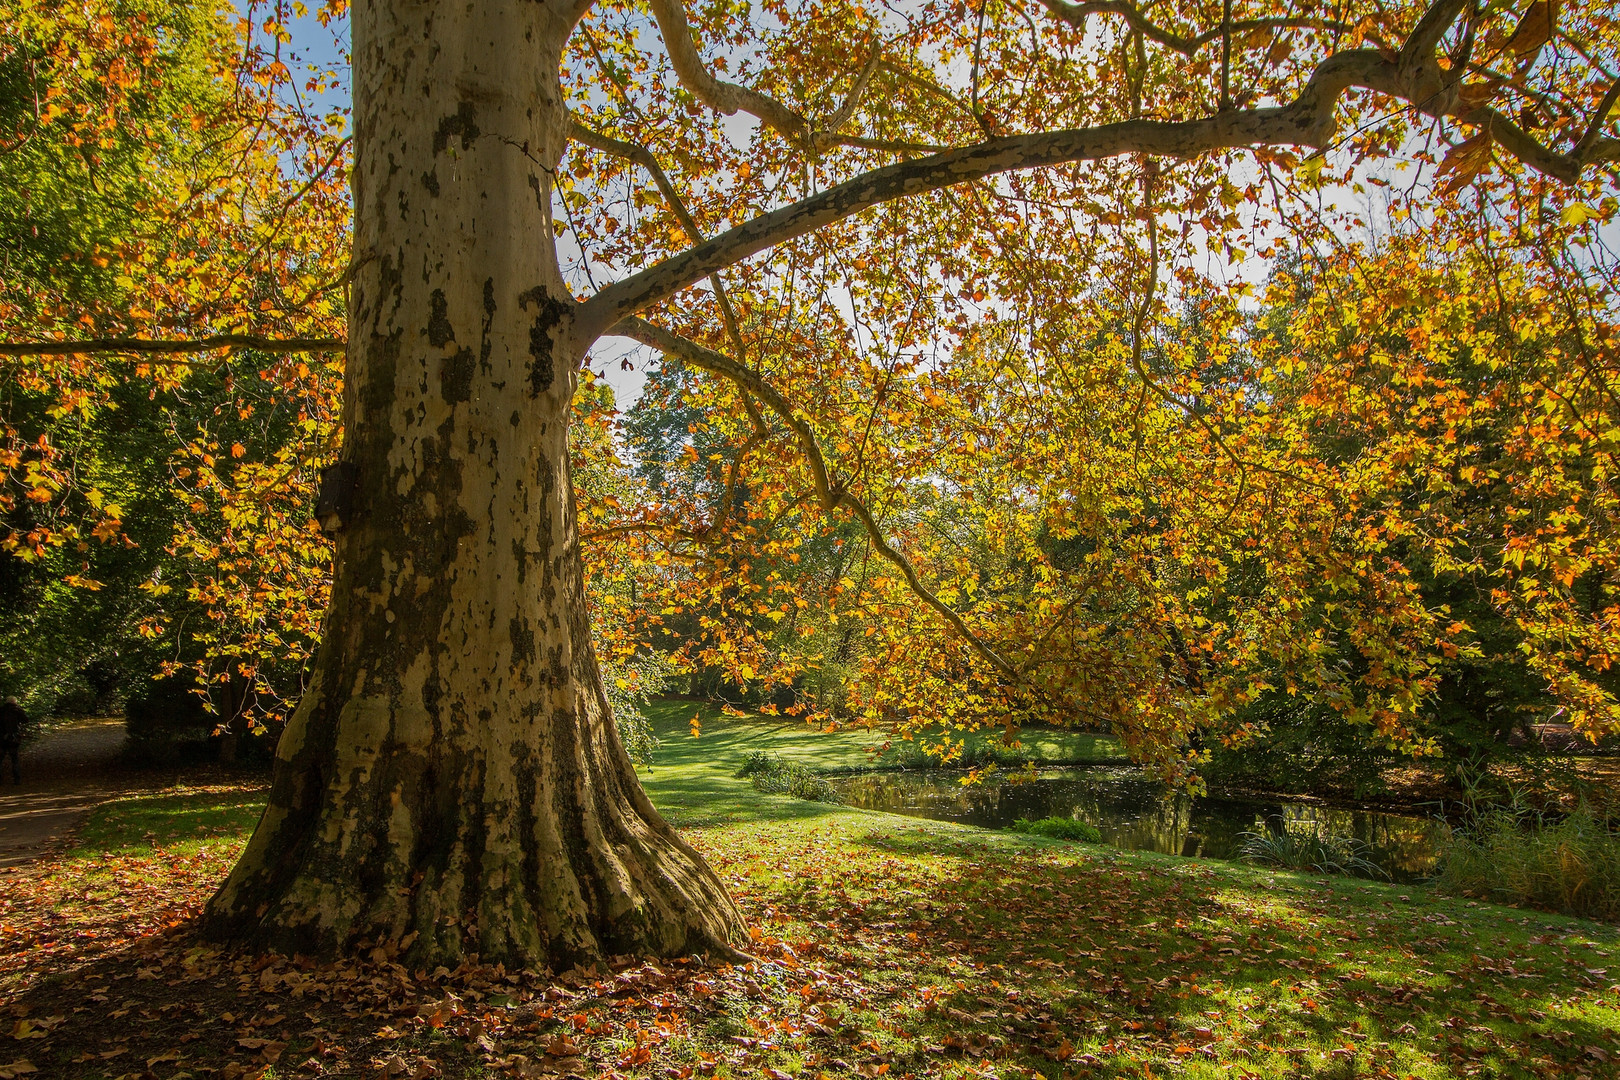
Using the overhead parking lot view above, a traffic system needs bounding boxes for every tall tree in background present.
[0,0,349,723]
[5,0,1617,965]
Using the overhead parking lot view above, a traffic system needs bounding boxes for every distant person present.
[0,696,24,784]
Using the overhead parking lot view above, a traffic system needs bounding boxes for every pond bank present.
[825,765,1448,882]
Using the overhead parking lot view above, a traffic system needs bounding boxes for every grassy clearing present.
[646,705,1620,1080]
[3,706,1618,1079]
[648,699,1125,781]
[69,784,268,860]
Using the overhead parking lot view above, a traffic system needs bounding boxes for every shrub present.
[737,749,776,776]
[738,752,838,802]
[1435,803,1620,921]
[1011,816,1102,842]
[1238,828,1388,879]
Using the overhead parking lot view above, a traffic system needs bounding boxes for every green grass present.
[68,781,267,860]
[637,701,1620,1079]
[51,703,1620,1080]
[645,698,1123,776]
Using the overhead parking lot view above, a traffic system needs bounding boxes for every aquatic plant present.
[738,752,839,803]
[1435,801,1620,921]
[1011,816,1102,842]
[1238,828,1388,879]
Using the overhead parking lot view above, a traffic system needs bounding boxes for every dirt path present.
[0,717,127,867]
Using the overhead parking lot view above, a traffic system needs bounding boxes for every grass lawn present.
[643,699,1126,786]
[1,704,1616,1079]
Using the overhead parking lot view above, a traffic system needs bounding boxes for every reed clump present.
[1238,828,1388,879]
[1435,801,1620,922]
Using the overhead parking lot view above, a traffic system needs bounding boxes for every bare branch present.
[570,120,709,242]
[0,335,346,358]
[820,45,884,146]
[876,60,976,116]
[570,118,755,374]
[647,0,808,143]
[1573,78,1620,162]
[646,0,901,155]
[612,315,1022,679]
[1037,0,1350,57]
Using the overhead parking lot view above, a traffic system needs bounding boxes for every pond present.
[827,766,1448,882]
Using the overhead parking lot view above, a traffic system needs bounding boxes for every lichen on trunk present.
[203,0,745,968]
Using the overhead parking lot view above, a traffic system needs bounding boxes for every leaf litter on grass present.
[3,793,1619,1079]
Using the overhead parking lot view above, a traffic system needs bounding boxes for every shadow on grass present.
[800,825,1620,1078]
[10,717,1620,1080]
[5,935,492,1080]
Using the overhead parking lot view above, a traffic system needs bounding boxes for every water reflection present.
[828,767,1447,882]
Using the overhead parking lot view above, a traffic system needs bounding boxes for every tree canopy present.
[4,0,1618,762]
[1,0,1616,963]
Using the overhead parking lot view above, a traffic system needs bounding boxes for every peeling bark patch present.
[427,289,455,348]
[509,616,535,667]
[441,347,475,405]
[432,101,480,155]
[479,279,496,374]
[535,450,556,497]
[517,288,569,397]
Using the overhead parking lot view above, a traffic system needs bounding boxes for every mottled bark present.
[203,0,744,967]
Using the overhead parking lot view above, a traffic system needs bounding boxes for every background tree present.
[0,0,349,729]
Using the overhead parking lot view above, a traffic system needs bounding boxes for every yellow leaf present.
[1561,203,1595,227]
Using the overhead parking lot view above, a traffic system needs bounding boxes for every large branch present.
[579,15,1615,341]
[0,335,346,357]
[612,315,1022,680]
[577,106,1317,338]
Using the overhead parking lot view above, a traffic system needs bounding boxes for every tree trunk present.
[203,0,745,968]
